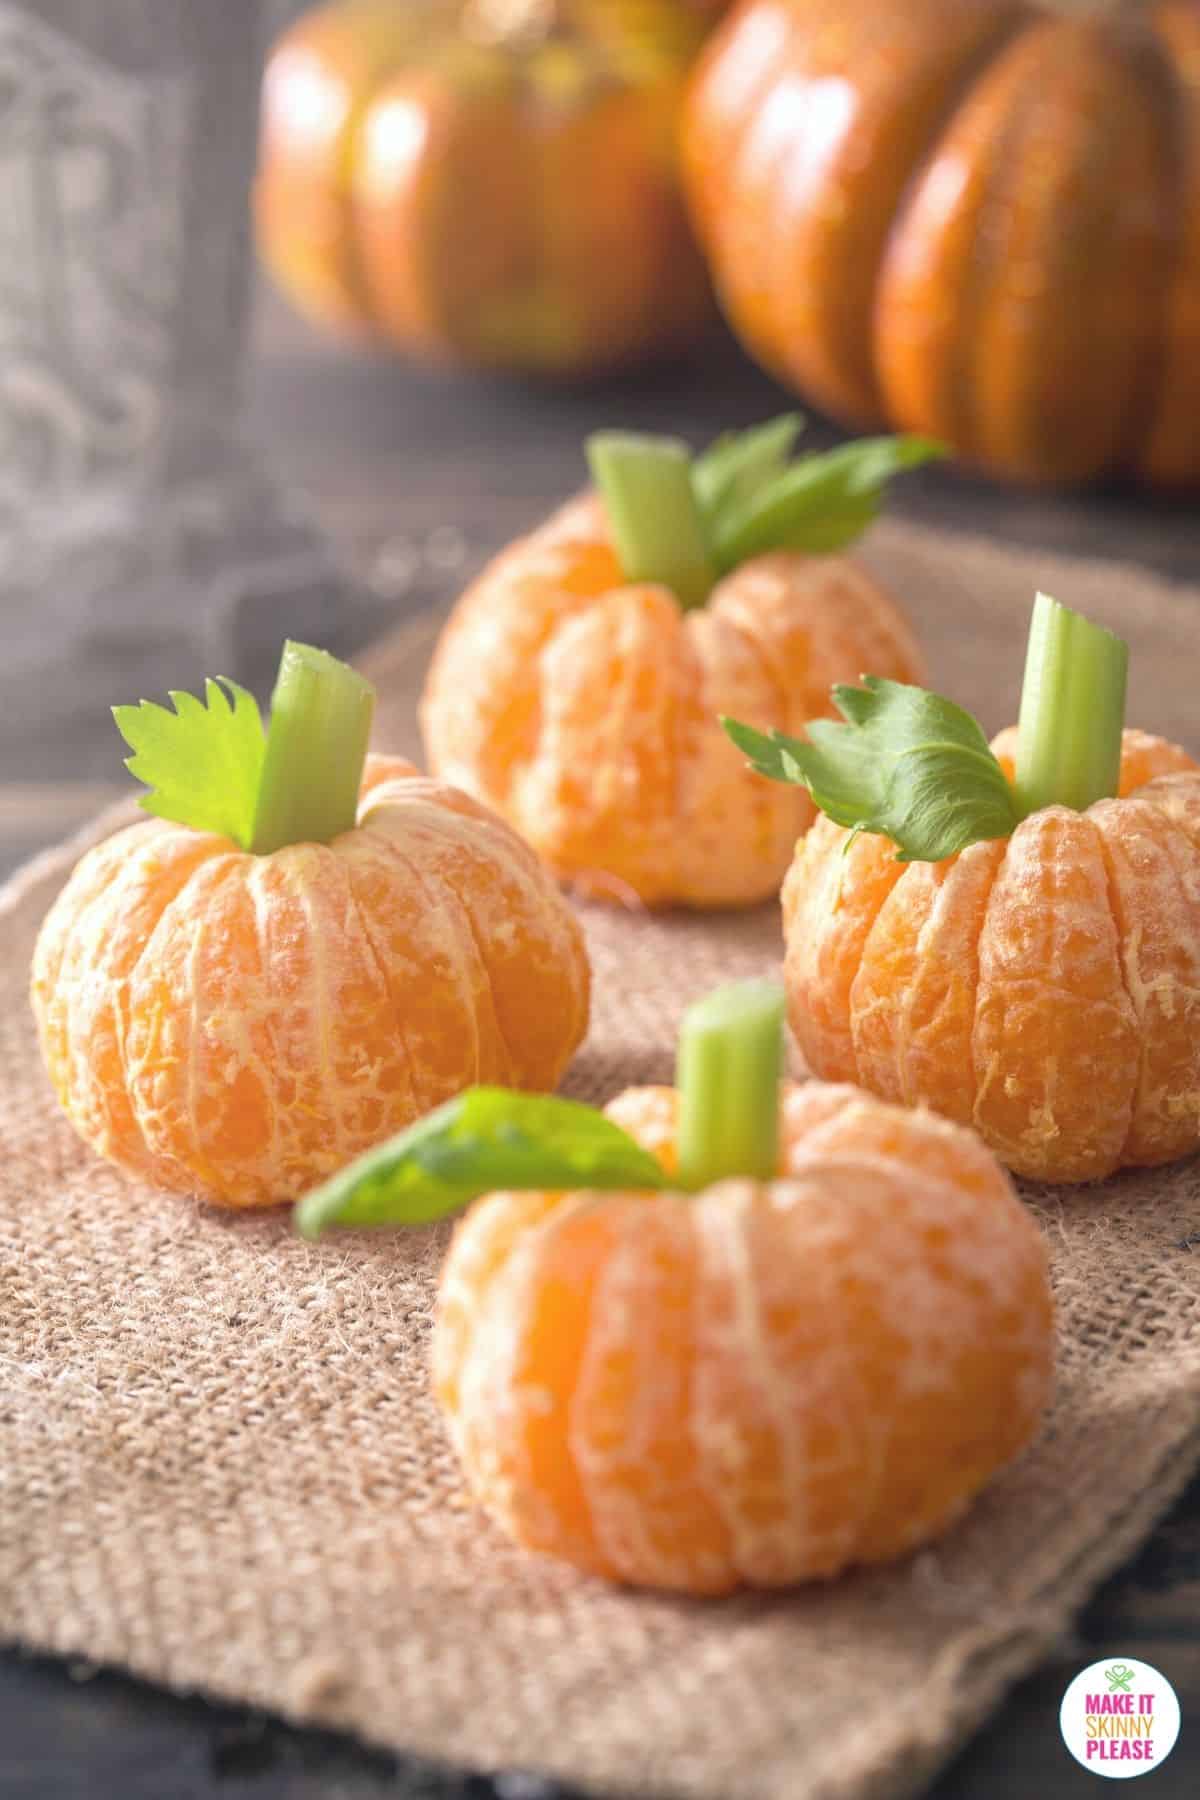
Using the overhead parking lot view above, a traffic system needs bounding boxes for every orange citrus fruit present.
[784,729,1200,1183]
[434,1080,1053,1592]
[31,755,590,1208]
[421,493,923,908]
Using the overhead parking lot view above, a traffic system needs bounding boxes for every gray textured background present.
[0,0,358,782]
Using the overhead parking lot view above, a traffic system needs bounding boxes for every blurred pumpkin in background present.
[258,0,722,376]
[684,0,1200,488]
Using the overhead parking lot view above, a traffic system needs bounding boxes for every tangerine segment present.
[782,731,1200,1183]
[508,583,809,909]
[421,494,923,908]
[32,756,589,1208]
[710,551,925,724]
[31,821,224,1181]
[511,585,688,907]
[359,772,590,1090]
[1091,796,1200,1164]
[972,808,1138,1182]
[850,841,1006,1123]
[565,1193,734,1587]
[673,605,809,908]
[435,1082,1053,1593]
[420,528,622,803]
[782,817,907,1081]
[1140,767,1200,843]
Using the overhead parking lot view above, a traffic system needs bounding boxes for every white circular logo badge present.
[1060,1658,1181,1778]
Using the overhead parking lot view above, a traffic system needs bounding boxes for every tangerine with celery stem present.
[726,594,1200,1184]
[421,420,939,908]
[297,981,1054,1594]
[30,641,589,1209]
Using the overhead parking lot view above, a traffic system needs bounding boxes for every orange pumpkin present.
[684,0,1200,487]
[31,753,589,1209]
[257,0,716,375]
[421,426,930,909]
[574,0,736,48]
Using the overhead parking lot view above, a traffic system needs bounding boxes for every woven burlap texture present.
[2,518,1199,1800]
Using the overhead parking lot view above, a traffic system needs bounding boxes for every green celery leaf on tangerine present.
[295,1087,668,1238]
[712,434,947,571]
[692,413,805,524]
[113,677,265,849]
[723,677,1018,863]
[114,642,374,854]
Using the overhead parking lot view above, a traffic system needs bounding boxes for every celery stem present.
[587,431,715,611]
[1014,593,1128,818]
[676,980,785,1189]
[251,641,375,854]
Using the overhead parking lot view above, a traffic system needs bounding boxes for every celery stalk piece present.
[1014,593,1128,819]
[587,431,715,611]
[251,640,376,854]
[676,979,786,1189]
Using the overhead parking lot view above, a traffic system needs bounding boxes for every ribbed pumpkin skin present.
[30,756,590,1209]
[420,493,924,908]
[435,1081,1054,1593]
[684,0,1200,487]
[256,0,715,376]
[782,731,1200,1184]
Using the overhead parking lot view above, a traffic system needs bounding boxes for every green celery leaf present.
[723,716,811,786]
[712,435,947,571]
[113,677,265,848]
[723,677,1019,863]
[295,1086,668,1238]
[692,413,805,525]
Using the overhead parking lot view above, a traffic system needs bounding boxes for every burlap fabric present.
[2,518,1199,1800]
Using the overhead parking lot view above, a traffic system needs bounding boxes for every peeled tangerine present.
[434,1082,1053,1593]
[31,756,589,1208]
[421,492,922,908]
[784,729,1200,1185]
